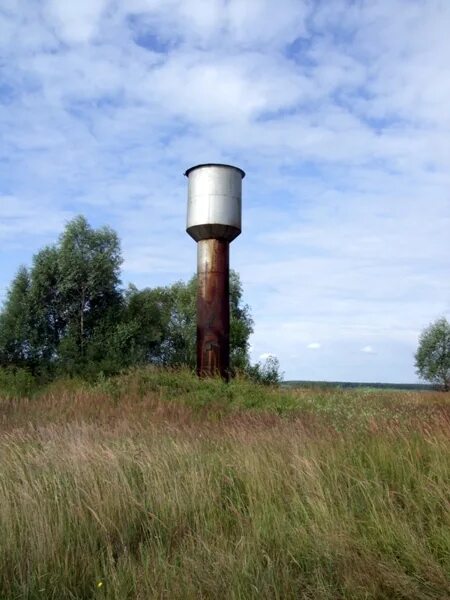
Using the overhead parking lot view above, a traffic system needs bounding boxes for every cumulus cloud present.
[45,0,109,44]
[361,346,376,354]
[259,353,276,361]
[124,0,308,49]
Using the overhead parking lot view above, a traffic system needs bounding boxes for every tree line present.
[0,216,280,383]
[4,214,445,390]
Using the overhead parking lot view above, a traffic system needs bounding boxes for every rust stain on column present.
[197,239,230,380]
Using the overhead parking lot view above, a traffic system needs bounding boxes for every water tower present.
[185,163,245,380]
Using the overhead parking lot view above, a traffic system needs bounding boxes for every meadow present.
[0,369,449,599]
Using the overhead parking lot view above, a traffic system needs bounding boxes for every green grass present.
[0,368,449,599]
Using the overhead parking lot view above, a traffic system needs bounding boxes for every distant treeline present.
[284,381,437,391]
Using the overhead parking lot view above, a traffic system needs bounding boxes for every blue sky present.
[0,0,449,382]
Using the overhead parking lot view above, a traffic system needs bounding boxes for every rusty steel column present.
[197,239,230,379]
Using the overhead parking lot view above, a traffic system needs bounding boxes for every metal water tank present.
[185,163,245,242]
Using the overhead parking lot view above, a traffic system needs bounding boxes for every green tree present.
[164,272,253,371]
[229,270,253,372]
[28,246,64,368]
[0,266,34,368]
[57,216,122,363]
[122,272,253,372]
[119,285,174,366]
[246,355,283,385]
[0,217,124,376]
[0,216,256,379]
[415,317,450,391]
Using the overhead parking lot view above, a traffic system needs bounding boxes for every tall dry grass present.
[0,369,449,599]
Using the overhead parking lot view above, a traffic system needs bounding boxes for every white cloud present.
[149,51,311,125]
[307,343,321,350]
[259,353,275,361]
[124,0,308,49]
[361,346,376,354]
[45,0,109,44]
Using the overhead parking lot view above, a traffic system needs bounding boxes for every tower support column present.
[197,239,230,380]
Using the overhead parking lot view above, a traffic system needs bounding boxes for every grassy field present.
[0,369,449,599]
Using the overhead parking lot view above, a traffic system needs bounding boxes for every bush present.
[0,367,37,398]
[246,355,283,385]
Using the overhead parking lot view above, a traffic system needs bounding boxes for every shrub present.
[0,367,37,398]
[246,355,283,385]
